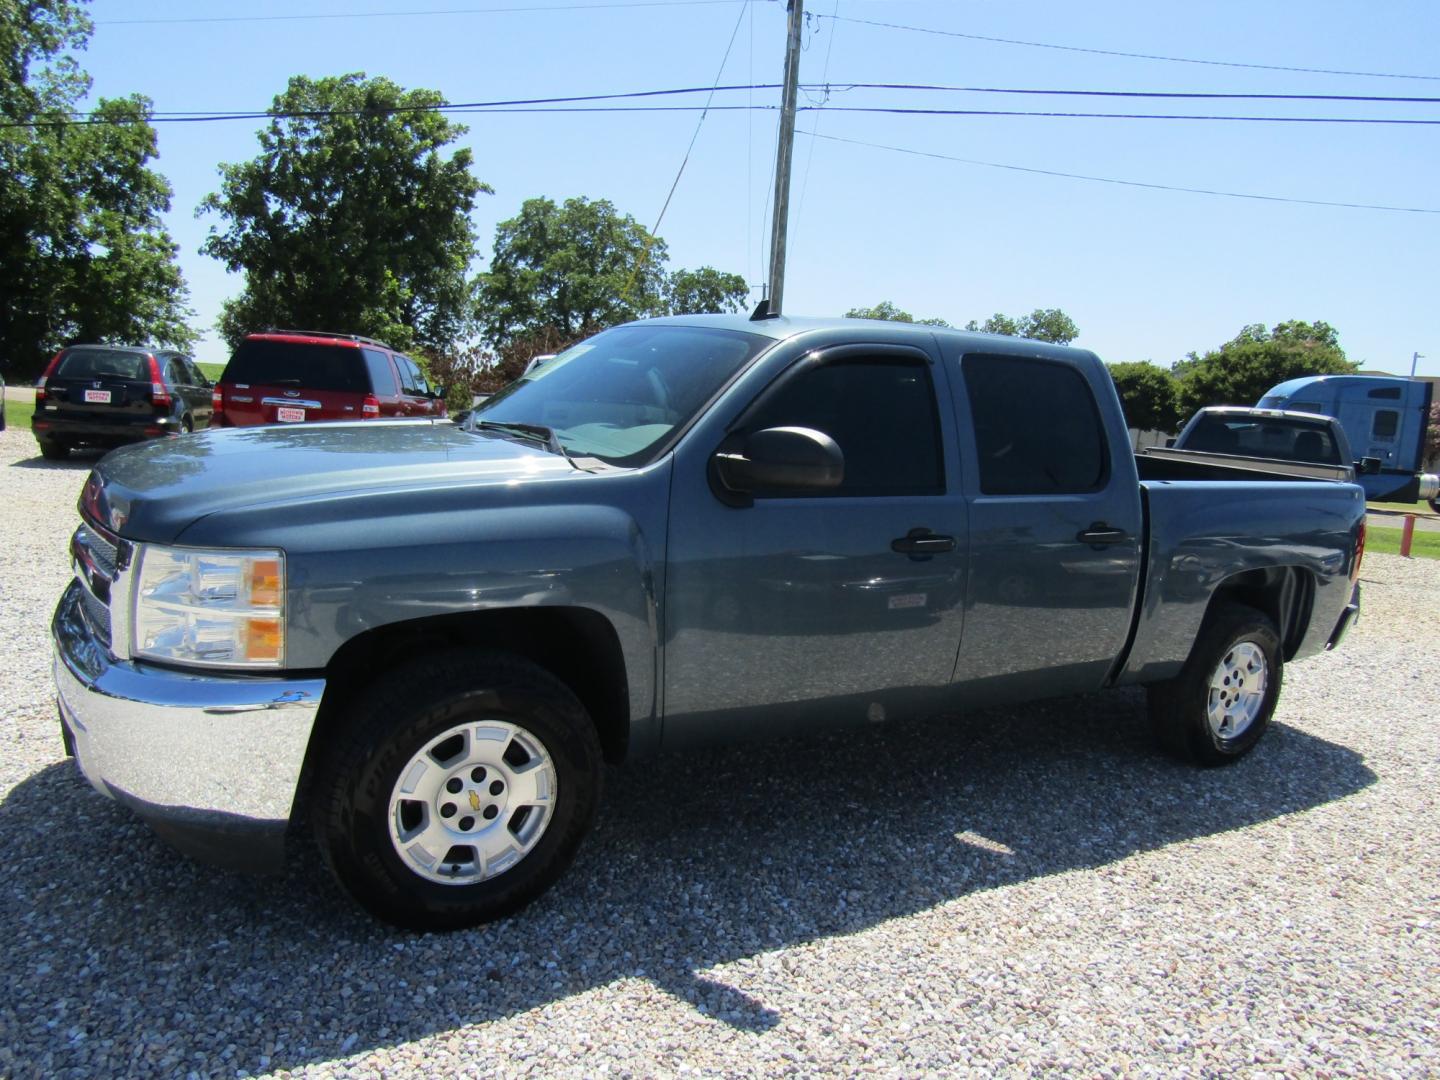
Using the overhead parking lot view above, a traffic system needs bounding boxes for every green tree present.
[1107,361,1181,433]
[200,73,484,351]
[665,266,749,315]
[1176,320,1357,415]
[1,0,195,379]
[844,300,950,326]
[964,308,1079,345]
[477,196,669,349]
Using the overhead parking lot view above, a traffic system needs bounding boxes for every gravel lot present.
[1,423,1437,1078]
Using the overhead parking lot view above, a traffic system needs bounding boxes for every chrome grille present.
[76,522,118,578]
[81,587,112,645]
[71,520,122,651]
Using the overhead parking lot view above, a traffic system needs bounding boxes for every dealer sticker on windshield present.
[84,389,111,404]
[276,406,306,423]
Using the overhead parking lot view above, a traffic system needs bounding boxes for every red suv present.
[212,330,447,427]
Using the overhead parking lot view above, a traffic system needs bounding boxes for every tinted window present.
[182,359,208,386]
[963,354,1107,495]
[164,357,188,385]
[1368,387,1401,400]
[224,340,369,393]
[56,348,148,381]
[362,349,398,395]
[395,355,429,395]
[739,355,944,497]
[1373,410,1399,439]
[1182,415,1341,464]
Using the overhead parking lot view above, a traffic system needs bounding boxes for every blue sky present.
[76,0,1440,377]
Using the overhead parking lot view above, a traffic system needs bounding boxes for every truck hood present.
[83,420,582,543]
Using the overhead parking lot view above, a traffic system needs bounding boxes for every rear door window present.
[394,355,430,396]
[1372,410,1399,439]
[225,340,368,393]
[962,354,1108,494]
[361,349,398,395]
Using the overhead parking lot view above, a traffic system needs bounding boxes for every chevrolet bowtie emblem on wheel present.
[468,790,481,812]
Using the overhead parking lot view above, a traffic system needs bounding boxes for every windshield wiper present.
[473,420,579,469]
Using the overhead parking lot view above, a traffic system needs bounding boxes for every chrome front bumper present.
[53,580,325,872]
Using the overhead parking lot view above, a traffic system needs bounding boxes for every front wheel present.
[1148,602,1283,766]
[312,652,603,931]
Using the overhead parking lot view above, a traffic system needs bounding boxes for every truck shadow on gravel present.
[0,689,1374,1075]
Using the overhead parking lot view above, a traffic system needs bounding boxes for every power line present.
[648,3,750,236]
[96,0,752,26]
[801,129,1440,214]
[819,14,1440,82]
[11,82,1440,130]
[802,107,1440,125]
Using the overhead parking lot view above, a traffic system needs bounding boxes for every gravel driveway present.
[1,424,1437,1078]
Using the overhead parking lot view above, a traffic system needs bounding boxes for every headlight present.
[131,545,285,668]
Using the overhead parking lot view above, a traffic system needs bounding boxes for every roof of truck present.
[636,313,1091,356]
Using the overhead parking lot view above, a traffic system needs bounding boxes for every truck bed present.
[1137,446,1355,484]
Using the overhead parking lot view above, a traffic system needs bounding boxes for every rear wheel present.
[1148,602,1282,766]
[312,651,603,931]
[38,439,69,460]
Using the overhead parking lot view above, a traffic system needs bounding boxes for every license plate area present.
[275,406,307,423]
[84,389,112,404]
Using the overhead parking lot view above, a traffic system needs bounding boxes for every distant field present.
[197,362,225,381]
[1367,525,1440,560]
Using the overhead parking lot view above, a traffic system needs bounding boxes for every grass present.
[1366,524,1440,560]
[3,395,32,430]
[1367,499,1438,517]
[197,362,225,381]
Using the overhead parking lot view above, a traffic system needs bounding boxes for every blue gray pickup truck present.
[52,315,1365,930]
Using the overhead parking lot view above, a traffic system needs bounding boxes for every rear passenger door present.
[361,348,401,416]
[949,351,1142,704]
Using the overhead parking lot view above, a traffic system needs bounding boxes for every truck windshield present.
[472,324,772,465]
[1184,414,1342,465]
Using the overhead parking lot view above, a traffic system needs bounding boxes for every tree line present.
[847,302,1360,434]
[2,1,1368,426]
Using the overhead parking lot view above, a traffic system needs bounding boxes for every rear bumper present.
[1326,583,1361,651]
[33,412,181,445]
[52,580,324,873]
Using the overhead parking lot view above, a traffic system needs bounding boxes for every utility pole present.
[1411,351,1425,379]
[764,0,804,316]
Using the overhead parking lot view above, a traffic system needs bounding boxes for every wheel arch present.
[1205,564,1314,660]
[292,606,631,824]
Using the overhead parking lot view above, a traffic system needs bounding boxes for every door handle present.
[891,528,956,556]
[1076,523,1128,545]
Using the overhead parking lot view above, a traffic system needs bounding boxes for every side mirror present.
[1356,456,1383,475]
[433,385,448,399]
[451,409,471,425]
[712,426,844,504]
[1164,437,1176,448]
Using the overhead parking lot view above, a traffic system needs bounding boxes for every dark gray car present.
[32,344,213,459]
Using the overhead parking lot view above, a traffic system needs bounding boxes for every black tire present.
[312,651,603,931]
[181,415,193,434]
[1147,602,1283,766]
[38,439,69,460]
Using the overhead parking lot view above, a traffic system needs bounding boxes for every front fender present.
[176,484,663,740]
